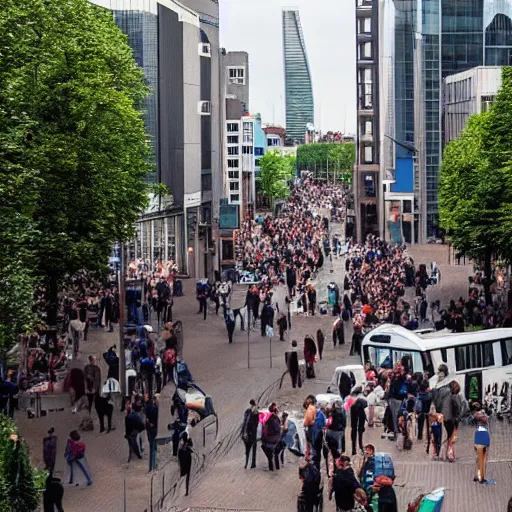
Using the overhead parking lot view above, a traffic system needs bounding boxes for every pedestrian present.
[197,289,208,321]
[332,317,345,347]
[297,459,321,512]
[83,356,101,414]
[64,431,92,486]
[316,329,325,360]
[124,402,145,462]
[285,340,302,389]
[94,394,114,433]
[304,336,317,379]
[145,395,159,472]
[387,363,407,439]
[241,399,259,469]
[178,432,193,496]
[276,411,289,466]
[307,285,317,316]
[371,475,398,512]
[329,455,361,511]
[327,399,346,455]
[43,427,57,475]
[224,306,236,343]
[472,402,490,483]
[349,389,367,456]
[303,395,317,460]
[277,313,287,341]
[417,381,432,442]
[43,474,64,512]
[260,298,274,337]
[261,403,281,471]
[442,380,461,461]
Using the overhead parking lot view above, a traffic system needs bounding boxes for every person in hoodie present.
[349,388,368,456]
[329,455,361,511]
[64,431,92,486]
[261,403,282,471]
[241,399,259,469]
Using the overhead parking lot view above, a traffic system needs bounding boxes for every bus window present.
[501,338,512,365]
[422,352,434,377]
[393,351,424,374]
[369,347,392,368]
[455,342,495,371]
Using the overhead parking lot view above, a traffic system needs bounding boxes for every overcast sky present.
[219,0,356,134]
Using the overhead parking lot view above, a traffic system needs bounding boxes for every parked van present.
[361,323,512,406]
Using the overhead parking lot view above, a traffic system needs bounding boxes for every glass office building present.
[378,0,512,241]
[282,9,314,145]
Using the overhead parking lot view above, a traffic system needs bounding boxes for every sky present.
[219,0,357,134]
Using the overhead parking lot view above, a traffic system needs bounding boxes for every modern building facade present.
[282,9,314,146]
[354,0,380,242]
[366,0,512,244]
[90,0,222,279]
[444,66,502,144]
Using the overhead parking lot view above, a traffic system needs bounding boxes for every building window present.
[255,147,264,156]
[228,170,239,179]
[365,120,372,135]
[230,194,240,203]
[227,123,239,132]
[364,145,373,163]
[242,146,253,155]
[228,66,245,85]
[243,122,253,143]
[255,159,261,167]
[359,41,372,59]
[358,17,371,34]
[201,173,212,191]
[227,159,239,168]
[481,95,496,112]
[229,182,239,191]
[198,43,211,57]
[362,173,376,197]
[222,239,234,260]
[227,135,239,144]
[228,146,239,156]
[198,101,211,115]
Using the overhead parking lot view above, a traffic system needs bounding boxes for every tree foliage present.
[0,415,44,511]
[0,0,151,325]
[439,66,512,292]
[258,151,296,204]
[296,143,355,183]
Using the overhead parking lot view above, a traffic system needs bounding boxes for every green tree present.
[0,0,151,324]
[296,143,355,183]
[0,415,44,511]
[258,151,295,206]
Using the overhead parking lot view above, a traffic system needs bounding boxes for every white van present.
[361,323,512,406]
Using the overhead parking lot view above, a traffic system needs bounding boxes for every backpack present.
[374,453,395,480]
[415,397,423,414]
[163,348,175,367]
[302,461,320,484]
[312,410,326,441]
[175,360,193,389]
[361,456,376,491]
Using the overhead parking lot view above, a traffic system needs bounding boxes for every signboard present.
[219,204,239,230]
[184,191,201,208]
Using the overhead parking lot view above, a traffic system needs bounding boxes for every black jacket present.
[333,467,361,510]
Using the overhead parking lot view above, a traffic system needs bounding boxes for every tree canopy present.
[296,143,355,183]
[0,0,151,327]
[258,151,296,204]
[439,66,512,288]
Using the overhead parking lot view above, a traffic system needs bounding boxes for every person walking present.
[276,411,289,466]
[224,307,236,344]
[197,289,208,321]
[94,394,114,433]
[83,356,101,414]
[277,313,287,341]
[145,395,159,472]
[472,402,490,483]
[124,402,145,462]
[43,474,65,512]
[327,399,346,455]
[316,329,325,360]
[261,404,281,471]
[64,431,92,486]
[307,285,317,316]
[303,395,317,460]
[260,298,274,337]
[304,336,317,379]
[329,455,361,511]
[178,432,193,496]
[442,380,461,461]
[350,391,367,456]
[285,340,302,389]
[241,399,259,469]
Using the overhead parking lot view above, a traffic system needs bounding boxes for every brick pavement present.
[17,242,512,512]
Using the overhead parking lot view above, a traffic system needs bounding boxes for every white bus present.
[361,323,512,407]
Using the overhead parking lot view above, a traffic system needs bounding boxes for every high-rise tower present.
[282,8,314,145]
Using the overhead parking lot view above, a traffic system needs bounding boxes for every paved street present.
[17,240,512,512]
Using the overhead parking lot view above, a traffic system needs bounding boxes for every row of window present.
[227,146,260,156]
[228,66,245,85]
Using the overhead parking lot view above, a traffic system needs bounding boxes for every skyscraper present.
[365,0,512,244]
[282,9,314,145]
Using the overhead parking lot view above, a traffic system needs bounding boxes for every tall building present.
[89,0,222,279]
[359,0,512,244]
[354,0,380,241]
[444,66,502,144]
[282,9,314,145]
